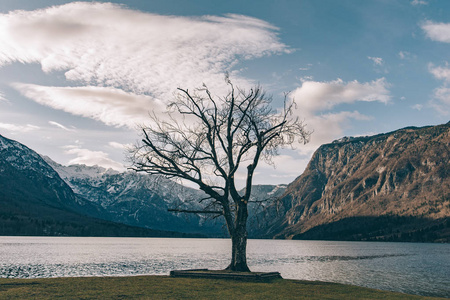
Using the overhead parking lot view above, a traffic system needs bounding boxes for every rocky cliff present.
[260,122,450,242]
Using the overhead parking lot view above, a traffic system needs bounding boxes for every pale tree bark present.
[130,76,310,271]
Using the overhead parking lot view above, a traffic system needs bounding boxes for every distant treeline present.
[292,216,450,243]
[0,211,204,238]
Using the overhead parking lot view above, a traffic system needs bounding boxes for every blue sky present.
[0,0,449,186]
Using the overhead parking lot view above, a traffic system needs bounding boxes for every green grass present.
[0,276,445,299]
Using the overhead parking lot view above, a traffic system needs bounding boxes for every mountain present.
[0,134,197,237]
[259,122,450,242]
[44,157,287,237]
[44,157,227,235]
[245,184,287,235]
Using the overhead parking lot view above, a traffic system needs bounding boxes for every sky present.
[0,0,449,187]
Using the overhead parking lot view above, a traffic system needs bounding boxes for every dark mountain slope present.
[259,122,450,242]
[0,134,197,237]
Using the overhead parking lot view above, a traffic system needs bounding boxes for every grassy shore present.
[0,276,445,299]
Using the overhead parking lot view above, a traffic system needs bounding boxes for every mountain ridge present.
[44,156,287,237]
[0,133,200,237]
[257,122,450,242]
[43,156,228,235]
[2,122,448,241]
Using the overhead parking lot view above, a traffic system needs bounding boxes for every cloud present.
[0,122,40,133]
[398,52,407,60]
[422,21,450,43]
[429,63,450,114]
[398,51,416,60]
[431,86,450,115]
[251,110,374,184]
[108,141,132,150]
[300,111,372,153]
[368,56,383,66]
[433,86,450,104]
[299,64,313,71]
[254,154,311,185]
[368,57,388,73]
[12,83,165,128]
[0,91,7,102]
[48,121,75,132]
[291,78,391,113]
[411,0,428,5]
[288,78,389,151]
[428,63,450,83]
[63,145,124,170]
[411,104,423,111]
[0,2,288,100]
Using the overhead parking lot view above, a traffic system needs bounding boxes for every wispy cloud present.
[431,87,450,115]
[398,51,416,60]
[108,141,132,150]
[411,0,428,6]
[368,56,384,66]
[63,145,124,170]
[299,64,313,71]
[428,63,450,114]
[368,56,388,73]
[433,87,450,104]
[0,2,288,101]
[0,122,40,133]
[12,83,165,128]
[422,21,450,43]
[0,91,7,102]
[48,121,75,132]
[411,104,423,111]
[428,63,450,82]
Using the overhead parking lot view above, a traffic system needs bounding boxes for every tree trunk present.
[226,228,250,272]
[225,202,250,272]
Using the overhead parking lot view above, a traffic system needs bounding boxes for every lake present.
[0,237,448,298]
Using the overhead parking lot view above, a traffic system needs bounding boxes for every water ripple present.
[0,237,448,298]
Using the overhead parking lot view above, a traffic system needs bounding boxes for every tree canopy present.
[130,77,310,271]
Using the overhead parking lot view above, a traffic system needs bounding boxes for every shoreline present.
[0,275,445,299]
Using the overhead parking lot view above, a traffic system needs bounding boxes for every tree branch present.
[168,209,223,215]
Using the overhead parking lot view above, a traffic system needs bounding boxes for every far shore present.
[0,275,445,299]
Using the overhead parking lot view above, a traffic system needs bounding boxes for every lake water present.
[0,237,448,298]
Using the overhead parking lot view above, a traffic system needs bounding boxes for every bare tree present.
[130,77,310,272]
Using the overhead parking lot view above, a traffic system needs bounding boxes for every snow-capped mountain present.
[0,134,183,237]
[0,133,287,237]
[44,157,225,235]
[0,134,100,214]
[44,157,287,236]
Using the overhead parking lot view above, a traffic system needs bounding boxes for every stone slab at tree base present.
[170,269,282,282]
